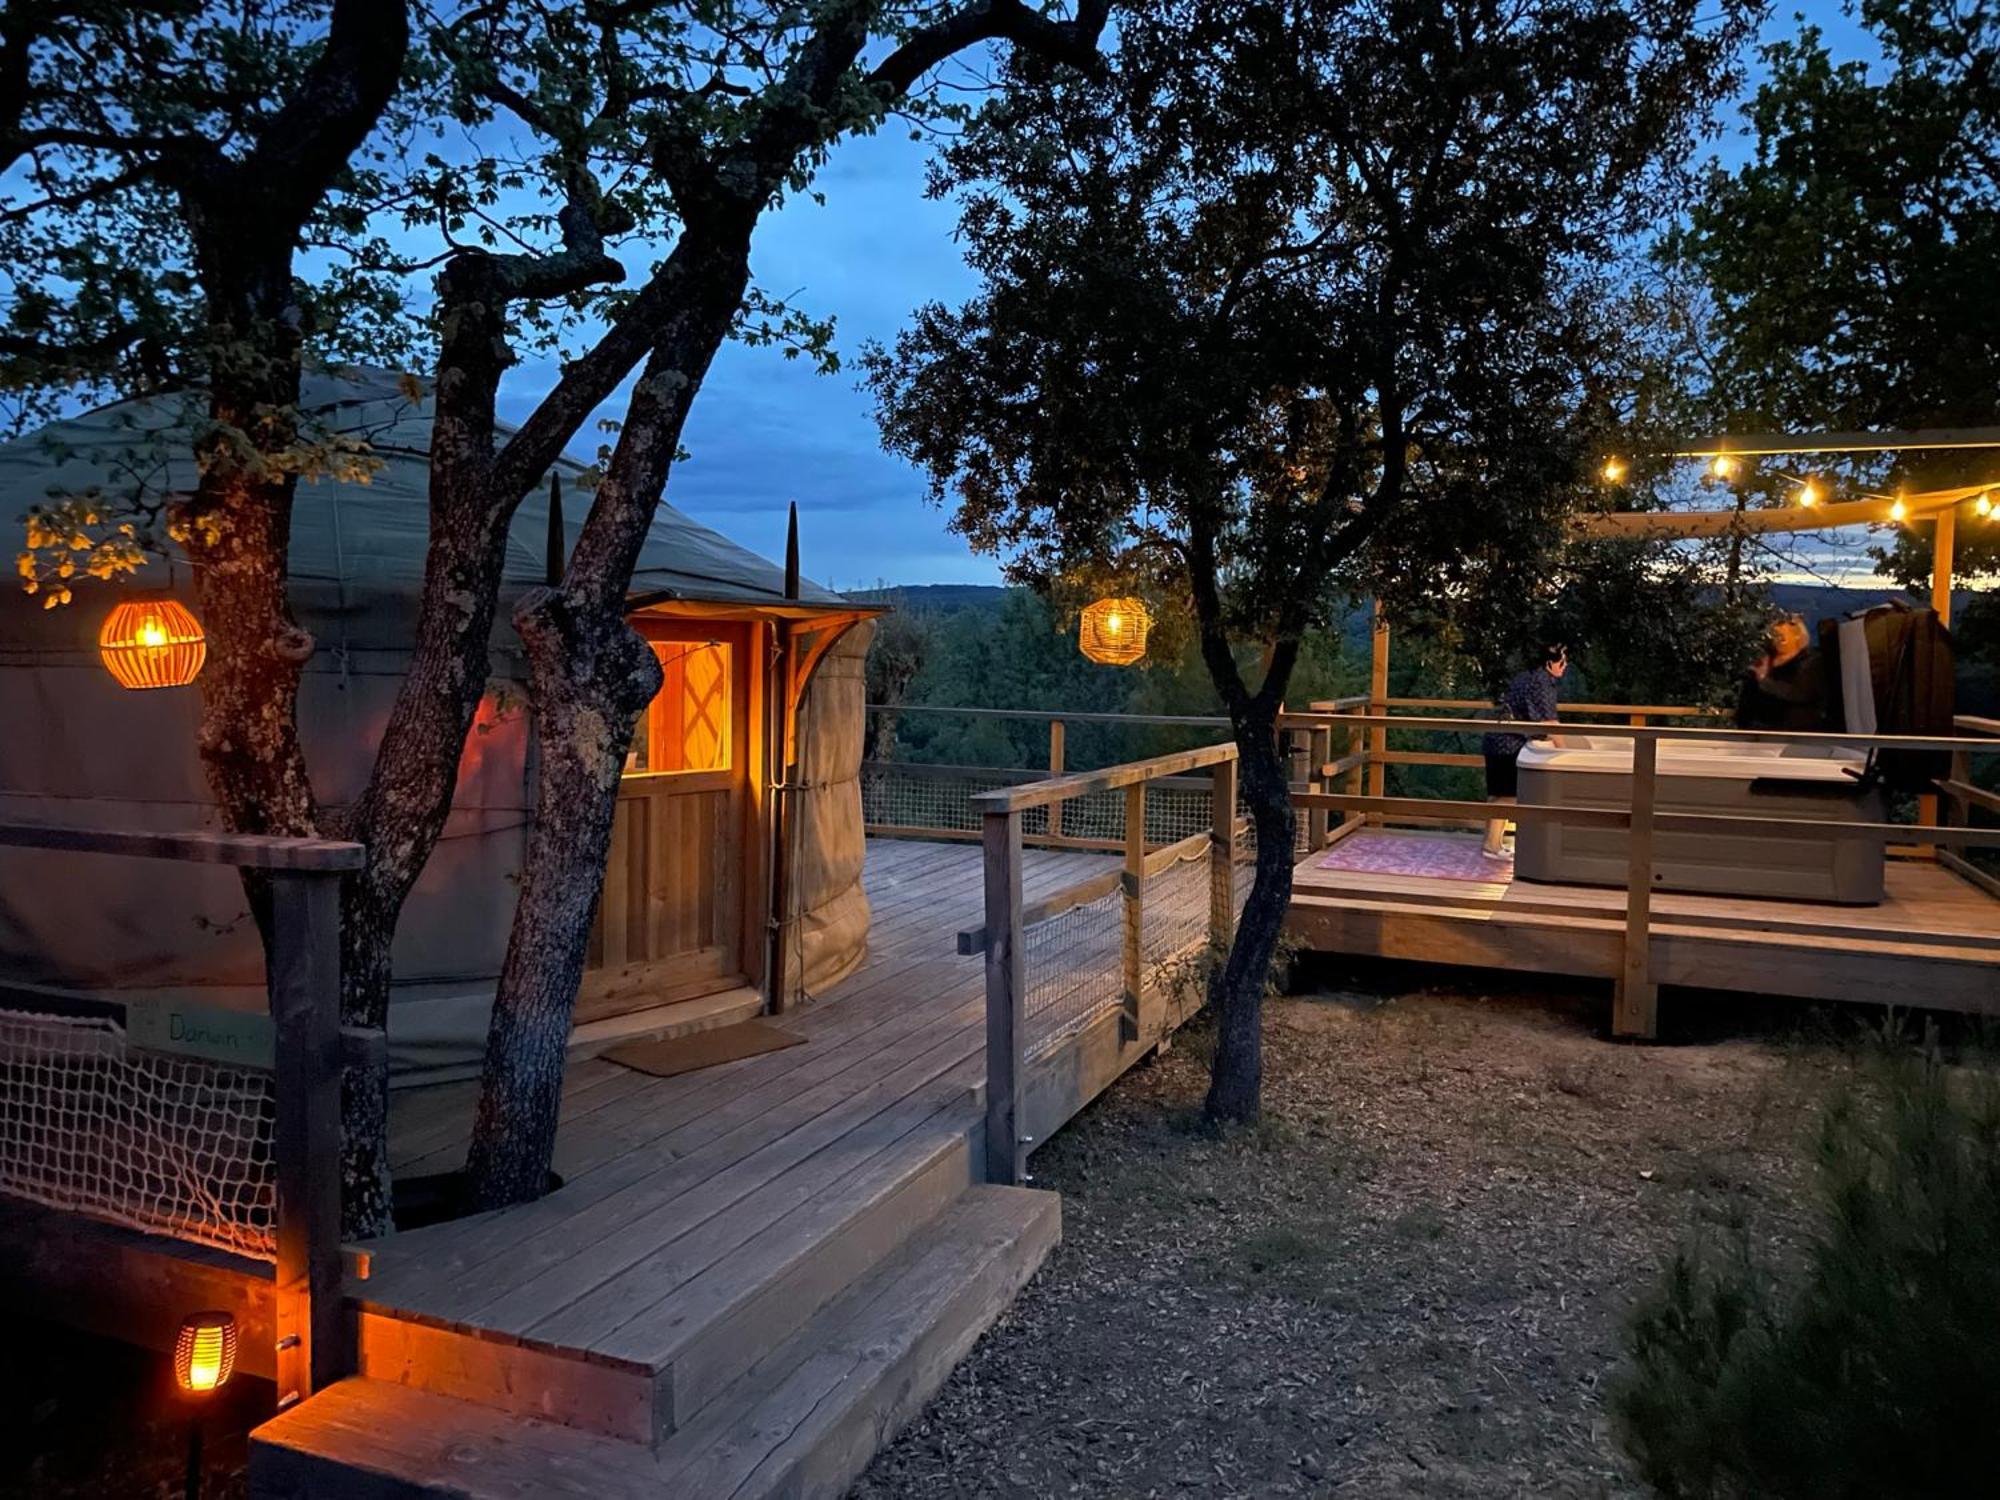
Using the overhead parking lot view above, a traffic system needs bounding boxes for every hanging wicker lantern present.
[1078,596,1151,666]
[99,595,207,690]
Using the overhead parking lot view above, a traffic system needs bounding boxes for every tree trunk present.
[1204,709,1294,1123]
[463,248,749,1210]
[461,587,661,1206]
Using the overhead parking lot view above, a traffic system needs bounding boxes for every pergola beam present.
[1574,494,1958,541]
[1669,427,2000,457]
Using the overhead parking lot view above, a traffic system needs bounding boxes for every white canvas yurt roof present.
[0,366,861,1085]
[0,365,850,644]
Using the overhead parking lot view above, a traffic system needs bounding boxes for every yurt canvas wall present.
[780,619,874,998]
[0,368,872,1085]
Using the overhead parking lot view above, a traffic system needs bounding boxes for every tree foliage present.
[869,0,1755,1120]
[1670,0,2000,586]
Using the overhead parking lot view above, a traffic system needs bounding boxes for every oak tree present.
[869,0,1752,1120]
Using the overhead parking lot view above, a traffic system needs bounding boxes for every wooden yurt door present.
[577,620,755,1023]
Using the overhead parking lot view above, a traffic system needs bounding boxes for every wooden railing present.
[968,742,1244,1185]
[1279,712,2000,1037]
[0,821,360,1409]
[964,712,2000,1183]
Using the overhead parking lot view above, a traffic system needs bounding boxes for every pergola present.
[1573,426,2000,626]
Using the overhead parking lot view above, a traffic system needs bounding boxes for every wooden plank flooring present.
[368,839,1111,1363]
[1290,829,2000,1011]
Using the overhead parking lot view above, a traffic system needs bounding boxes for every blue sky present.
[500,5,1884,593]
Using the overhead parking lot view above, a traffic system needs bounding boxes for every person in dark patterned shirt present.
[1481,642,1568,858]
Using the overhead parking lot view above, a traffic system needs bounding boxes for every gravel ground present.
[854,966,1850,1500]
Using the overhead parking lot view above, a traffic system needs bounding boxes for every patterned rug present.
[1314,831,1510,882]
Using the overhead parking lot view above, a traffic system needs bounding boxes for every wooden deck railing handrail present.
[970,742,1240,813]
[0,820,348,1410]
[1291,790,2000,849]
[1361,697,1728,718]
[868,702,1236,728]
[1278,710,2000,756]
[0,820,365,870]
[979,741,1242,1185]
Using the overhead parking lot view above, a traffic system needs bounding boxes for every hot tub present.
[1513,737,1886,904]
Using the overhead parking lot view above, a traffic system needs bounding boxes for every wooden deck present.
[253,838,1112,1498]
[1289,829,2000,1014]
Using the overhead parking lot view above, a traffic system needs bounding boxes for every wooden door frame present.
[577,615,768,1017]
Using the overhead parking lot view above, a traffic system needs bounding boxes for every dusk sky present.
[499,6,1881,594]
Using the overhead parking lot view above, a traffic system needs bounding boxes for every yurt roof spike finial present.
[1079,595,1152,666]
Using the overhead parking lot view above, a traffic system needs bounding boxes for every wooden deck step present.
[351,1114,977,1444]
[250,1185,1062,1499]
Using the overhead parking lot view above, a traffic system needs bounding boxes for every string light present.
[1600,457,1627,483]
[1889,496,1908,523]
[1796,480,1820,508]
[1709,455,1739,479]
[1977,493,1994,518]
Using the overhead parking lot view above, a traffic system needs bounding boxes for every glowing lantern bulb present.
[174,1311,238,1394]
[1977,493,1994,518]
[1797,481,1820,508]
[1079,596,1151,666]
[1710,455,1738,479]
[1600,457,1627,483]
[1889,497,1908,523]
[99,596,206,690]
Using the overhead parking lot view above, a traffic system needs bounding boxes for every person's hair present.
[1538,640,1568,667]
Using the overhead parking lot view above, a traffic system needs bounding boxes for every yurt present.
[0,367,878,1084]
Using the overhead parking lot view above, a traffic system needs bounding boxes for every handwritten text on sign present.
[127,999,275,1070]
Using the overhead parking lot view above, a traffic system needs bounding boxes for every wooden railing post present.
[1613,735,1659,1039]
[1120,781,1146,1043]
[1047,718,1066,846]
[268,870,345,1408]
[982,809,1028,1185]
[1367,607,1390,822]
[1210,755,1237,950]
[1307,723,1332,851]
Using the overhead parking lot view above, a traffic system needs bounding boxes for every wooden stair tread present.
[250,1186,1061,1500]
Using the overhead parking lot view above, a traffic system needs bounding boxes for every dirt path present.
[855,972,1842,1499]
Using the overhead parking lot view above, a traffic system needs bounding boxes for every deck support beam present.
[269,870,346,1408]
[1612,737,1659,1039]
[981,810,1028,1185]
[1210,757,1237,950]
[1119,784,1145,1044]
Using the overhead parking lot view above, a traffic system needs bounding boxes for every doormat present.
[1314,831,1510,883]
[604,1019,807,1079]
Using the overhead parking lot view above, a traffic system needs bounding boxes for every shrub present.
[1613,1039,2000,1498]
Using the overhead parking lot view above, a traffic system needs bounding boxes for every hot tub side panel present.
[1514,764,1886,904]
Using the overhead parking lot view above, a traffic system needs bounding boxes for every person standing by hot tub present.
[1735,614,1828,732]
[1481,642,1568,859]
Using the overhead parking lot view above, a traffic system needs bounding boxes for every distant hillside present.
[849,583,1010,616]
[861,579,1952,631]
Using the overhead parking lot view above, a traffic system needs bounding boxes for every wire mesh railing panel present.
[863,766,1052,838]
[1022,888,1123,1061]
[1142,843,1214,975]
[0,1009,277,1261]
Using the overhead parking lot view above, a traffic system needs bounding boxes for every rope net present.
[0,1009,276,1261]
